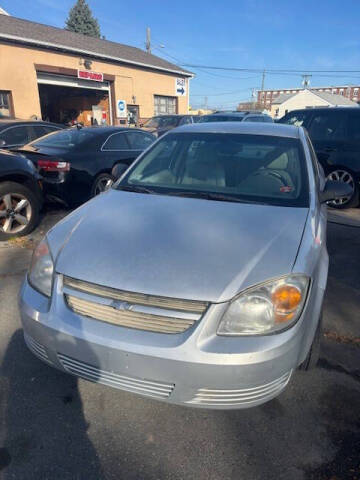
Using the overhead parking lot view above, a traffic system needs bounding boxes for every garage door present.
[37,72,110,92]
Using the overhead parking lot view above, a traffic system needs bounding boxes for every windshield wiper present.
[165,191,254,204]
[118,185,155,194]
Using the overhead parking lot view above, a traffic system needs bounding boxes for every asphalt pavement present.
[0,208,359,480]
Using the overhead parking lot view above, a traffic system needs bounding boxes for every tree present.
[65,0,101,38]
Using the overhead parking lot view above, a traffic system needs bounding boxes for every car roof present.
[172,122,300,138]
[284,106,360,114]
[59,126,149,135]
[0,119,60,126]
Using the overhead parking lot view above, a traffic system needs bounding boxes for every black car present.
[279,107,360,208]
[140,115,200,137]
[198,112,274,123]
[0,119,63,149]
[0,149,42,239]
[17,126,156,206]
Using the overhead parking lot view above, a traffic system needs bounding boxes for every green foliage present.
[65,0,101,38]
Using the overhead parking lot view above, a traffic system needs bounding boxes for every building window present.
[339,89,344,95]
[0,91,13,118]
[332,89,337,94]
[354,88,359,95]
[154,95,177,115]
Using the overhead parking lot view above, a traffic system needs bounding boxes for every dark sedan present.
[16,127,156,206]
[0,149,42,239]
[0,119,63,149]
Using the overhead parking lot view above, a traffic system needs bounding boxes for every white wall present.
[271,90,329,118]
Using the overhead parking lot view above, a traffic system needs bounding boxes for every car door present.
[101,131,138,169]
[125,131,155,160]
[340,110,360,179]
[307,110,347,174]
[0,125,32,149]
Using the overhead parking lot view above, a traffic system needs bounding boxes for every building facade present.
[257,85,360,111]
[0,15,192,126]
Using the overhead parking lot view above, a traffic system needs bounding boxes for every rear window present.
[279,111,309,127]
[31,129,94,148]
[121,132,309,208]
[200,115,244,123]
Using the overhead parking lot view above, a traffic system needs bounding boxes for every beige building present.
[0,15,192,126]
[270,89,357,118]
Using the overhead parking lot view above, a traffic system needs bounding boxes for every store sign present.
[116,99,127,118]
[78,70,104,82]
[175,78,187,96]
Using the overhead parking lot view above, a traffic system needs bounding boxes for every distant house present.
[271,89,357,118]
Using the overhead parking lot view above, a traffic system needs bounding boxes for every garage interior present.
[38,83,110,126]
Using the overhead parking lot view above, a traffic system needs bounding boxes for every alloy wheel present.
[94,178,113,196]
[0,193,32,234]
[326,170,355,206]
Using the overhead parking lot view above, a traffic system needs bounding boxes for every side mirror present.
[320,180,353,203]
[0,139,6,148]
[111,163,128,180]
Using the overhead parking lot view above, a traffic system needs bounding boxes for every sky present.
[2,0,360,109]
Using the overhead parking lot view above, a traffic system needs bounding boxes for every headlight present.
[28,238,54,297]
[217,275,309,336]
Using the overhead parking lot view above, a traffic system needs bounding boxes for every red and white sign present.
[78,70,104,82]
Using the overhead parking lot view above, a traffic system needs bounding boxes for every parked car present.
[20,122,350,408]
[140,114,200,137]
[16,126,156,206]
[198,111,273,123]
[279,107,360,208]
[0,149,42,239]
[0,119,63,150]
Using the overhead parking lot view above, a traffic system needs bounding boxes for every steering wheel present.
[252,170,289,187]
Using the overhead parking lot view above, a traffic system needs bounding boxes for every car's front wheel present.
[0,182,40,240]
[326,168,359,208]
[91,173,114,197]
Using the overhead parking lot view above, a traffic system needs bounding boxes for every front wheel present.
[91,173,114,197]
[0,182,40,240]
[326,168,359,209]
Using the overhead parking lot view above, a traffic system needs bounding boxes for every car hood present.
[50,190,308,303]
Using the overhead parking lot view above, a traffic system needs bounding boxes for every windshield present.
[143,116,179,128]
[118,132,309,207]
[31,129,94,148]
[200,115,245,123]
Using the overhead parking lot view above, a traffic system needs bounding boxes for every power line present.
[181,64,360,74]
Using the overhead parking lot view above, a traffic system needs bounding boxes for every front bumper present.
[19,275,319,409]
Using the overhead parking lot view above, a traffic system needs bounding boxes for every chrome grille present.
[24,334,51,364]
[63,276,207,334]
[63,276,208,314]
[57,353,174,399]
[187,371,292,407]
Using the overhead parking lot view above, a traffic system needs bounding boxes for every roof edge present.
[0,32,194,78]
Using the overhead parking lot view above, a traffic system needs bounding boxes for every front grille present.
[64,276,208,314]
[57,353,174,399]
[63,276,207,334]
[187,371,292,407]
[24,334,51,364]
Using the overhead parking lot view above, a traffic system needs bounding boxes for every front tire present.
[91,173,114,197]
[0,182,40,240]
[326,168,359,209]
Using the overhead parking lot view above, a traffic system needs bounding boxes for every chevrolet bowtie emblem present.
[111,300,132,311]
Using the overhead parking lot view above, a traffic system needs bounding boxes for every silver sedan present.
[20,122,350,409]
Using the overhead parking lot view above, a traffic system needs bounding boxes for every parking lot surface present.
[0,209,359,480]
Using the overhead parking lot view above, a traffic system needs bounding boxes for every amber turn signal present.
[272,285,302,323]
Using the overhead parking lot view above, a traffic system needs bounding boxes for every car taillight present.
[37,160,70,172]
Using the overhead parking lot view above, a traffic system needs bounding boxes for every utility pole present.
[146,27,151,54]
[261,69,266,92]
[204,96,208,110]
[302,74,312,88]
